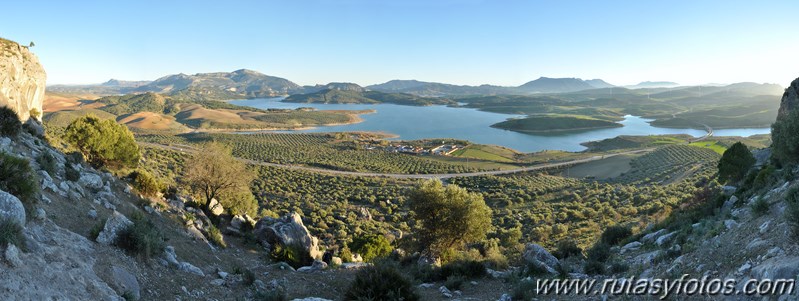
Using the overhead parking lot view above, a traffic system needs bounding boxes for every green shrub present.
[0,106,21,137]
[444,275,466,291]
[89,218,107,240]
[344,264,419,301]
[254,287,287,301]
[587,242,611,263]
[241,268,256,286]
[439,260,487,279]
[65,163,81,181]
[609,261,629,274]
[339,245,353,263]
[752,196,770,216]
[584,260,605,275]
[785,187,799,236]
[553,239,583,259]
[115,212,165,259]
[129,169,162,197]
[512,278,536,301]
[600,225,632,245]
[29,108,41,120]
[207,224,226,248]
[752,166,777,191]
[36,150,58,177]
[270,243,311,269]
[0,151,38,215]
[350,234,393,262]
[717,142,755,183]
[0,218,24,247]
[772,109,799,164]
[64,115,140,169]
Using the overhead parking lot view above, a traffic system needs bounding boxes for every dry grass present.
[118,112,189,132]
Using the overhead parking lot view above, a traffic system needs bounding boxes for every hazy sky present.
[2,0,798,87]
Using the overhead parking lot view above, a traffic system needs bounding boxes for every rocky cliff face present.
[0,38,46,121]
[777,77,799,119]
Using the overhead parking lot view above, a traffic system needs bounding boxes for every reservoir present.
[231,98,771,153]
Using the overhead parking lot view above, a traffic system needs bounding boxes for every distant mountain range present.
[133,69,301,98]
[366,77,617,96]
[625,81,680,89]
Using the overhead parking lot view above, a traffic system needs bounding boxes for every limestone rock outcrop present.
[254,212,322,263]
[777,77,799,120]
[0,38,46,122]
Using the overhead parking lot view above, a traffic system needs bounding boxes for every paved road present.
[140,142,654,179]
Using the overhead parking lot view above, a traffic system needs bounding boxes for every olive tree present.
[408,180,492,260]
[183,143,254,217]
[717,142,755,183]
[64,115,140,169]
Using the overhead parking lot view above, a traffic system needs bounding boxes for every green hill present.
[492,115,622,133]
[283,89,455,106]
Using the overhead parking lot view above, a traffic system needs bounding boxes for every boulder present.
[721,186,737,196]
[0,189,26,226]
[752,256,799,280]
[0,137,11,153]
[96,211,133,245]
[641,229,666,244]
[110,266,140,300]
[254,212,322,262]
[722,196,738,213]
[79,172,104,191]
[23,119,44,137]
[5,243,22,267]
[179,261,205,276]
[752,148,772,167]
[162,246,180,267]
[522,243,559,274]
[208,198,224,216]
[297,260,328,272]
[655,231,677,246]
[620,241,642,254]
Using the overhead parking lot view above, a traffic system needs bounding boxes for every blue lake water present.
[230,98,771,153]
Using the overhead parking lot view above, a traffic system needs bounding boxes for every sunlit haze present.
[2,0,798,86]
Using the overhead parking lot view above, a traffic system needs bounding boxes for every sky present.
[2,0,798,87]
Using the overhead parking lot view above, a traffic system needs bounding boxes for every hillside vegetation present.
[492,115,622,133]
[284,89,456,106]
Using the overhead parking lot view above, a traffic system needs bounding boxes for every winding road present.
[140,142,655,179]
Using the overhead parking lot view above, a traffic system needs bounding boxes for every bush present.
[439,260,487,280]
[89,218,107,240]
[29,108,41,120]
[600,225,632,245]
[587,242,611,263]
[270,243,311,269]
[444,275,466,290]
[752,196,770,216]
[64,115,140,169]
[0,218,24,247]
[0,152,38,215]
[254,287,287,301]
[350,234,393,262]
[207,224,226,248]
[65,163,81,181]
[344,264,419,301]
[37,150,58,177]
[129,169,162,197]
[772,109,799,165]
[609,261,629,274]
[0,106,21,137]
[785,187,799,236]
[717,142,755,183]
[553,239,583,259]
[512,278,536,301]
[339,245,353,263]
[584,260,605,275]
[115,212,165,259]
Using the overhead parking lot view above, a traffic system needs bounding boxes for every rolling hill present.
[284,88,456,106]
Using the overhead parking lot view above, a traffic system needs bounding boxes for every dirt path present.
[140,142,655,179]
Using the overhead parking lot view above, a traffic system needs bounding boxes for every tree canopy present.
[717,142,755,183]
[408,180,492,260]
[64,115,140,169]
[183,142,255,217]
